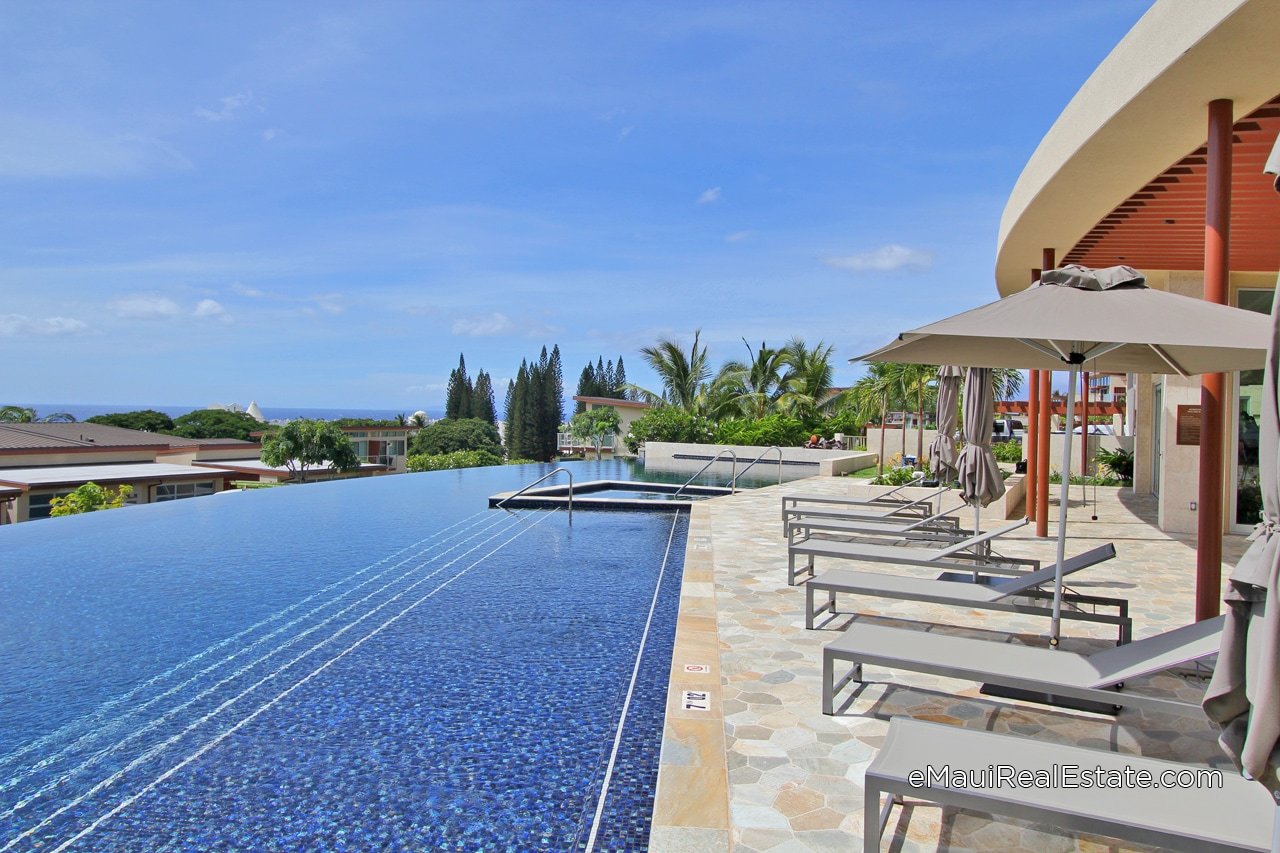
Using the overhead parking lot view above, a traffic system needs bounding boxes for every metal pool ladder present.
[497,467,574,523]
[674,449,737,497]
[733,445,783,489]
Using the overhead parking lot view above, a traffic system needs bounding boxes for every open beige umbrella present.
[926,365,962,481]
[857,264,1270,643]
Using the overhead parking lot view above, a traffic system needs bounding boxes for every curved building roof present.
[995,0,1280,296]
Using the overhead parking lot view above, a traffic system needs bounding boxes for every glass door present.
[1232,289,1273,532]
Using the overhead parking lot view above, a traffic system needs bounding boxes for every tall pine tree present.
[543,345,565,461]
[575,363,595,414]
[614,355,628,399]
[445,353,473,419]
[472,370,496,424]
[503,378,516,455]
[507,364,528,459]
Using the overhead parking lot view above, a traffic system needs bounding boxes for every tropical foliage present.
[86,409,176,432]
[569,408,621,460]
[409,418,503,457]
[170,409,263,441]
[259,419,361,482]
[49,482,133,516]
[714,414,808,448]
[623,408,714,454]
[0,405,75,423]
[407,449,504,472]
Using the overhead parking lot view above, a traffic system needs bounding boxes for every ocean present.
[20,403,446,424]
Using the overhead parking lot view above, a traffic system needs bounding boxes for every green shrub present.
[819,408,864,439]
[871,467,919,486]
[409,418,502,457]
[1094,446,1134,481]
[714,414,809,448]
[623,408,714,454]
[992,440,1024,463]
[1048,470,1121,486]
[407,450,504,472]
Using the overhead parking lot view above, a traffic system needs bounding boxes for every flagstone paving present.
[650,476,1249,852]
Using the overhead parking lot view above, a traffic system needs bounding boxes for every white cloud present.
[0,314,88,336]
[825,244,934,273]
[451,312,559,338]
[194,299,231,322]
[194,92,253,122]
[108,295,182,320]
[725,230,750,243]
[231,282,265,298]
[697,186,722,205]
[262,128,281,142]
[452,312,517,337]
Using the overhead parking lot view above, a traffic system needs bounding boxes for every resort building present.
[995,0,1280,618]
[564,395,652,457]
[0,422,393,523]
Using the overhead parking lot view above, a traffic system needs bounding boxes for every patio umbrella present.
[926,365,962,482]
[957,367,1005,537]
[856,264,1270,644]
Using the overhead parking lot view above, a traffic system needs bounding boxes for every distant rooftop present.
[0,423,257,452]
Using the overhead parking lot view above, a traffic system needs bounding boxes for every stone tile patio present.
[650,476,1249,852]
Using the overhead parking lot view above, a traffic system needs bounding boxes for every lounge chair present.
[785,504,969,547]
[823,615,1224,716]
[863,716,1273,852]
[788,518,1034,585]
[780,482,946,529]
[805,543,1130,643]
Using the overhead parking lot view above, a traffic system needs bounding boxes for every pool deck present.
[649,476,1249,852]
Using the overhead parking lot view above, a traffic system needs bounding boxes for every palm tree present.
[846,364,898,474]
[991,368,1025,401]
[0,406,75,423]
[777,338,836,421]
[409,412,429,429]
[880,363,938,469]
[717,339,786,419]
[632,330,712,412]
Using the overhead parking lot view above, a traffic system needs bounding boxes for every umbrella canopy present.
[858,265,1269,376]
[856,264,1269,643]
[1203,284,1280,796]
[957,367,1005,508]
[927,365,963,481]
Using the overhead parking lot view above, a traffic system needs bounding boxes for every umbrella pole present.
[1050,365,1079,647]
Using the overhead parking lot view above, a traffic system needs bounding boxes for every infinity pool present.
[0,460,693,850]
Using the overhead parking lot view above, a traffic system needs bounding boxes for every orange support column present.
[1026,268,1041,521]
[1036,249,1055,538]
[1027,369,1039,519]
[1081,371,1090,476]
[1196,99,1232,622]
[1036,369,1052,537]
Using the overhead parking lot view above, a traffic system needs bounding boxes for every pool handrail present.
[675,449,738,497]
[734,445,783,488]
[496,466,574,523]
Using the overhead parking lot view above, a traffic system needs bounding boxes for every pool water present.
[0,460,691,851]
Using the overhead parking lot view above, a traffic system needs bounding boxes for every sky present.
[1,0,1155,412]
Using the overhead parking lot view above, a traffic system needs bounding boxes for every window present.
[155,481,216,502]
[27,490,73,520]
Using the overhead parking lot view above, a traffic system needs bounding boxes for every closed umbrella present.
[856,264,1270,644]
[927,365,962,482]
[957,367,1006,542]
[1203,149,1280,827]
